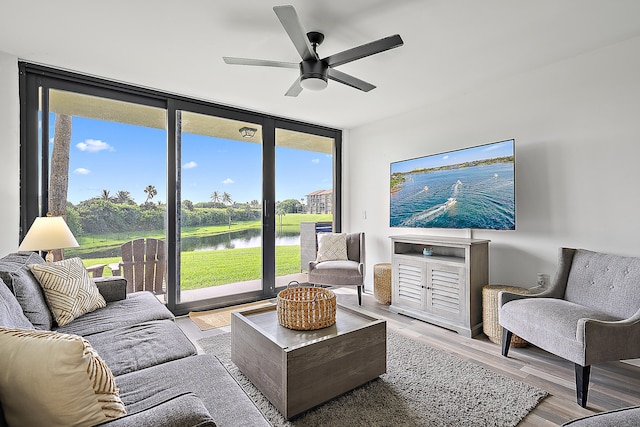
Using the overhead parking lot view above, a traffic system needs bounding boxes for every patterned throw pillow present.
[0,327,126,427]
[316,233,349,262]
[29,257,106,327]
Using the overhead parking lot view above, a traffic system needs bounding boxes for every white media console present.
[389,234,489,337]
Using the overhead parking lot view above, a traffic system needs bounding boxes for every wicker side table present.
[482,284,532,347]
[373,263,392,304]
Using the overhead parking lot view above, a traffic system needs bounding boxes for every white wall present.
[0,51,19,256]
[344,35,640,291]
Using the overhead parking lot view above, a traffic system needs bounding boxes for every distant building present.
[306,189,333,214]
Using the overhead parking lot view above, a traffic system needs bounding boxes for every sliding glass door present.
[274,128,336,287]
[176,108,263,306]
[43,88,169,295]
[20,63,341,315]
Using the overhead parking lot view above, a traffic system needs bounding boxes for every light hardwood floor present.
[176,288,640,426]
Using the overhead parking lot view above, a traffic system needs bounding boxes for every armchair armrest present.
[108,262,122,276]
[309,260,319,271]
[94,276,127,302]
[577,310,640,364]
[498,286,558,307]
[85,263,106,277]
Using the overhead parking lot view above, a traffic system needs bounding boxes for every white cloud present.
[76,139,114,152]
[222,178,234,185]
[74,168,91,175]
[312,158,320,164]
[443,155,449,160]
[183,161,198,169]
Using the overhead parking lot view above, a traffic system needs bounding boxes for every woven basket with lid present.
[277,281,336,330]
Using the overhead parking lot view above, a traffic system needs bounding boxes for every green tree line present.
[66,198,261,236]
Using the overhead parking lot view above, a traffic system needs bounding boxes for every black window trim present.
[19,62,342,315]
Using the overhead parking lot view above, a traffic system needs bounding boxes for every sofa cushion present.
[500,297,621,365]
[85,319,197,376]
[29,257,106,327]
[316,233,348,262]
[56,291,174,336]
[0,252,52,329]
[0,327,126,427]
[101,393,217,427]
[115,354,270,426]
[0,278,33,329]
[310,260,363,285]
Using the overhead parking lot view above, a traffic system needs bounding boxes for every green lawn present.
[79,213,329,289]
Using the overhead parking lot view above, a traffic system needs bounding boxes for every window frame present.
[19,62,342,315]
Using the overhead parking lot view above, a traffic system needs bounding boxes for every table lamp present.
[18,214,79,262]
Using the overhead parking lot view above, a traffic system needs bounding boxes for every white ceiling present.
[2,0,640,129]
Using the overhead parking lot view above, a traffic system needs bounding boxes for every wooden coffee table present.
[231,303,386,419]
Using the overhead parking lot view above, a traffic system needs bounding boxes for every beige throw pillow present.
[29,257,106,327]
[316,233,348,262]
[0,327,126,427]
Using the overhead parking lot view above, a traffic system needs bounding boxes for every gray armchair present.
[308,232,365,305]
[499,247,640,407]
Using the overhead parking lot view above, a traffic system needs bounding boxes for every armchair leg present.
[501,328,513,357]
[357,286,362,306]
[575,364,591,408]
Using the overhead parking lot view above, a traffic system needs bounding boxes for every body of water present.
[82,229,300,258]
[181,228,299,252]
[390,163,515,229]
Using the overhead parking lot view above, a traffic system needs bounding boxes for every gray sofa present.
[0,252,270,427]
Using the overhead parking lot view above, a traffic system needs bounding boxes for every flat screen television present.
[390,139,515,230]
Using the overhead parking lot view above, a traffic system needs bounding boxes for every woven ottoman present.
[482,284,532,347]
[373,263,392,304]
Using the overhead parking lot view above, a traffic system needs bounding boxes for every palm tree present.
[210,191,220,205]
[250,199,260,208]
[276,203,286,229]
[221,192,233,228]
[100,189,111,201]
[226,206,234,229]
[114,190,133,204]
[144,185,157,203]
[48,114,72,261]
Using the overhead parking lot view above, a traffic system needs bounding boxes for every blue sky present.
[391,139,514,174]
[55,116,333,205]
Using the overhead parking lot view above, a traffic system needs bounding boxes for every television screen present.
[390,139,515,230]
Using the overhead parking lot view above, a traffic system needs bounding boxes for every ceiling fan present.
[223,5,404,96]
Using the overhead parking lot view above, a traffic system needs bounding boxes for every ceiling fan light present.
[300,76,328,91]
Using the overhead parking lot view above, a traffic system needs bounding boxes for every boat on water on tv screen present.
[390,139,515,230]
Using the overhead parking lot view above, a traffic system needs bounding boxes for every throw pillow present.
[0,327,126,427]
[316,233,348,262]
[0,278,33,329]
[0,252,53,329]
[29,257,106,327]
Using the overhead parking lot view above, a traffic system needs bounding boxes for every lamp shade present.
[19,216,79,253]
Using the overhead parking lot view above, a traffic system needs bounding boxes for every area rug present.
[188,300,274,330]
[198,330,547,426]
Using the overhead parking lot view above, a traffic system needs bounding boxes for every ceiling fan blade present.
[328,68,376,92]
[223,57,299,69]
[284,77,303,97]
[324,34,404,68]
[273,5,318,61]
